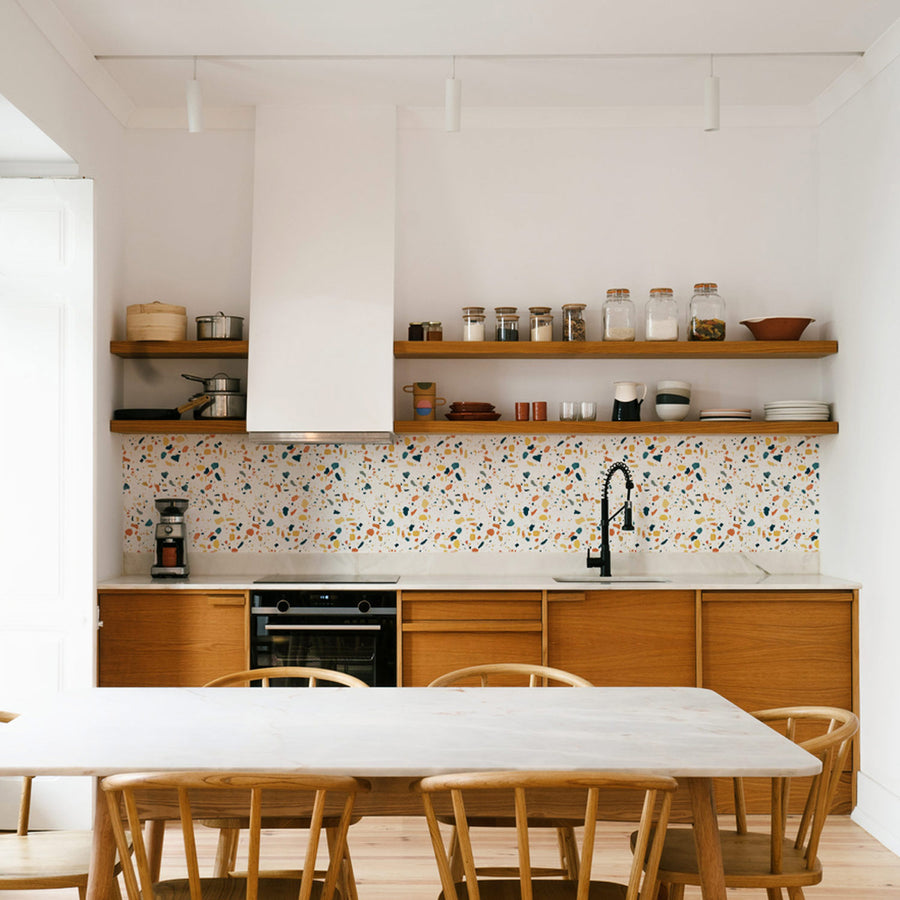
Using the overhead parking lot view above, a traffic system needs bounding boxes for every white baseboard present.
[852,772,900,856]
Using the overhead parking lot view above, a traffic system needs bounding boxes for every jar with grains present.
[494,307,519,342]
[561,303,587,341]
[645,288,679,341]
[425,321,443,341]
[528,306,553,341]
[462,307,486,341]
[689,283,725,341]
[602,289,636,341]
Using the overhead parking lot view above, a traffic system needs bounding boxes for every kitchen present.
[0,0,898,886]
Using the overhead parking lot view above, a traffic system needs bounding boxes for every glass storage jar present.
[645,288,679,341]
[602,289,636,341]
[407,322,425,341]
[494,307,519,342]
[689,283,725,341]
[561,303,587,341]
[462,307,486,341]
[529,306,553,341]
[425,321,443,341]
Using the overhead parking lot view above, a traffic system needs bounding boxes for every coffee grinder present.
[150,498,190,578]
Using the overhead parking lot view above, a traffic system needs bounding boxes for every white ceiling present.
[23,0,900,116]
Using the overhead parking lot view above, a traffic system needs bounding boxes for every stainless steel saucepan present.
[182,372,241,393]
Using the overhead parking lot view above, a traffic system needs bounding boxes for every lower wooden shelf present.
[109,419,247,434]
[393,420,839,436]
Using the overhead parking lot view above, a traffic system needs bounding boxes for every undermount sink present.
[552,575,672,583]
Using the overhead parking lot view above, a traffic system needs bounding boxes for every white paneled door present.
[0,178,93,827]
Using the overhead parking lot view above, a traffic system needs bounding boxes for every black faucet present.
[586,462,635,576]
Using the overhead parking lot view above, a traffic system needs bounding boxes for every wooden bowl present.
[740,317,814,340]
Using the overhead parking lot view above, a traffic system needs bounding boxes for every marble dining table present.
[0,686,820,900]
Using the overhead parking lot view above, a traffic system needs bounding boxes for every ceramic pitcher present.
[611,381,646,421]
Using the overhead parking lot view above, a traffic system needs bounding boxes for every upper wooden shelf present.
[393,420,838,436]
[393,340,838,360]
[110,340,249,358]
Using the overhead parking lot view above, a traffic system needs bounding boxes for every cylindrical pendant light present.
[445,56,461,132]
[704,55,720,132]
[186,57,203,133]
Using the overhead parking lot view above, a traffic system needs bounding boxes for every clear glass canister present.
[602,289,636,341]
[645,288,679,341]
[425,321,443,341]
[689,283,726,341]
[529,306,553,341]
[462,307,486,341]
[494,307,519,342]
[561,303,587,341]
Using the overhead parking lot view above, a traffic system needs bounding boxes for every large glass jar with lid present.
[602,289,636,341]
[462,306,485,341]
[494,307,519,342]
[645,288,679,341]
[561,303,587,341]
[689,283,725,341]
[528,306,553,341]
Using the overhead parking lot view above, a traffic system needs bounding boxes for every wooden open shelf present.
[394,340,838,360]
[393,420,838,436]
[110,419,247,434]
[110,340,249,358]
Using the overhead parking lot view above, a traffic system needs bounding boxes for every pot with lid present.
[195,311,244,340]
[182,372,246,419]
[182,372,241,393]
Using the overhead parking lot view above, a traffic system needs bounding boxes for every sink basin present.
[552,575,671,583]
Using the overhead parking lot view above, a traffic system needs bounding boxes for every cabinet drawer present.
[402,591,541,623]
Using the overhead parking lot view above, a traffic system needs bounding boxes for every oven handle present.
[264,624,382,632]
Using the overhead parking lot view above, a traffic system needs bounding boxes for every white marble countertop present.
[0,687,819,779]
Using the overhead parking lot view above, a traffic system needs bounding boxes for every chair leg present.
[447,826,464,882]
[78,886,86,900]
[557,826,579,880]
[766,889,784,900]
[667,884,684,900]
[213,827,241,878]
[326,826,359,900]
[145,819,166,881]
[787,890,805,900]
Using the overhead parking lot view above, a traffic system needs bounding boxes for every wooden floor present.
[4,814,899,899]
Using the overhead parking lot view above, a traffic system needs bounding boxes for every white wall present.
[819,57,900,853]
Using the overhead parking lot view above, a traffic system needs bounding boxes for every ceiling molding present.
[16,0,135,125]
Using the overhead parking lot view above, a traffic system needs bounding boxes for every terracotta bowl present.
[740,317,815,341]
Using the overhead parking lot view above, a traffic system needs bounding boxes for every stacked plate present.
[764,400,831,421]
[446,401,501,421]
[699,408,752,422]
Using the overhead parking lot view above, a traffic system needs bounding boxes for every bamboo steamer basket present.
[126,302,187,341]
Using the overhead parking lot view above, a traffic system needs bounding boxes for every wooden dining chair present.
[638,705,859,900]
[103,770,368,900]
[200,667,368,899]
[414,770,676,900]
[427,664,593,882]
[0,710,122,900]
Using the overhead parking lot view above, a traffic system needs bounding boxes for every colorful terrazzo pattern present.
[121,434,819,553]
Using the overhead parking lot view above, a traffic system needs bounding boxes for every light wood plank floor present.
[3,815,898,899]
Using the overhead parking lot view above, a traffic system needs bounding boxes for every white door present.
[0,177,94,828]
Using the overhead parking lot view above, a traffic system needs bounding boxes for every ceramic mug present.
[611,381,646,421]
[403,383,445,421]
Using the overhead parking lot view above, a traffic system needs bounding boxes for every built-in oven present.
[250,582,398,686]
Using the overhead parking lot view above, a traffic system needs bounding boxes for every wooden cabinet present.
[399,591,542,686]
[546,590,696,686]
[97,590,248,686]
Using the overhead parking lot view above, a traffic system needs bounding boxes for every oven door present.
[251,612,397,686]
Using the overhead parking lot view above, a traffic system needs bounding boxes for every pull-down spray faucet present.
[586,462,635,576]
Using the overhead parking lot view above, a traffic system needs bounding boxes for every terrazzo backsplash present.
[122,434,819,555]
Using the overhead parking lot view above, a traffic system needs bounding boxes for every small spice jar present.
[645,288,679,341]
[425,321,443,341]
[407,322,425,341]
[561,303,587,341]
[602,289,636,341]
[529,306,554,341]
[494,307,519,342]
[689,283,726,341]
[461,307,486,341]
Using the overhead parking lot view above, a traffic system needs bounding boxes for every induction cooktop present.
[254,574,400,584]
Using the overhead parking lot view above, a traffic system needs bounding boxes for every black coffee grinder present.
[151,498,190,578]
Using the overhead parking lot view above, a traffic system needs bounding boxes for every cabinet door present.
[400,591,542,687]
[547,590,696,686]
[98,591,248,687]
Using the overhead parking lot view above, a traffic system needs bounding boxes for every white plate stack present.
[764,400,831,421]
[699,408,752,422]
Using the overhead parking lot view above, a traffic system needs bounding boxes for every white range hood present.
[246,106,397,443]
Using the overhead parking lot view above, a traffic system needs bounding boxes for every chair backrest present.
[204,666,369,687]
[427,663,593,688]
[735,706,859,871]
[102,771,369,900]
[414,770,676,900]
[1,710,33,836]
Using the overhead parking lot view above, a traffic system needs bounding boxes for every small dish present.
[740,317,814,341]
[446,412,502,421]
